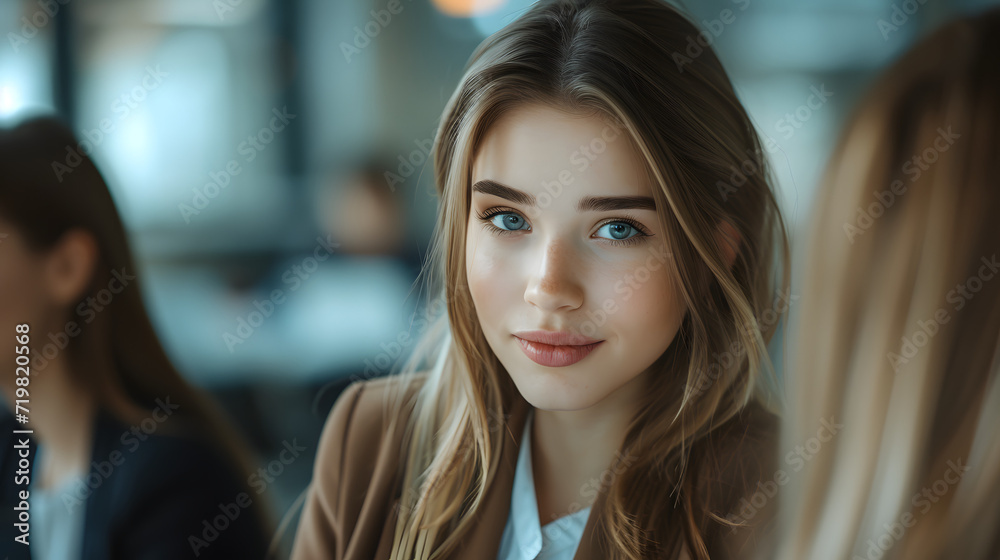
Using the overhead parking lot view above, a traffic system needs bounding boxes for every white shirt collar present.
[499,408,593,560]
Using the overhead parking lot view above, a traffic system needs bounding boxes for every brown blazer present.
[290,373,779,560]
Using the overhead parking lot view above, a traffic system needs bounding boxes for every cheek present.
[597,256,686,348]
[465,229,516,324]
[0,259,45,326]
[0,260,47,394]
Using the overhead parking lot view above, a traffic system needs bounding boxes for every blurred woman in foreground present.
[776,7,1000,560]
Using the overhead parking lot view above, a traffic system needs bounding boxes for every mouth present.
[513,335,604,367]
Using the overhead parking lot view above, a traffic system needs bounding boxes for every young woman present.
[0,116,274,559]
[774,7,1000,560]
[292,0,790,558]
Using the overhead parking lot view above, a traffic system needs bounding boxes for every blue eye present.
[475,208,531,235]
[595,222,640,242]
[487,211,529,232]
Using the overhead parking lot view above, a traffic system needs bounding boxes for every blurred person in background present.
[317,161,409,260]
[774,7,1000,560]
[0,116,274,559]
[291,0,791,559]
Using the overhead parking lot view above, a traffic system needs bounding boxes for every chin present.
[522,392,593,412]
[507,366,604,411]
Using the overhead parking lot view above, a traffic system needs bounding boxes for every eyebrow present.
[472,179,656,212]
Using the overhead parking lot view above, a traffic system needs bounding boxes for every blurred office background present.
[2,0,998,556]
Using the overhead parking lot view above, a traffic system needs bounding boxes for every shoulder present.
[90,409,269,558]
[311,373,429,491]
[314,373,428,481]
[291,373,427,559]
[92,406,242,500]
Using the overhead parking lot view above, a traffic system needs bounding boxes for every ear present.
[42,228,99,306]
[715,220,741,271]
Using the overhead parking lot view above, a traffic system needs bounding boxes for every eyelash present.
[475,206,652,247]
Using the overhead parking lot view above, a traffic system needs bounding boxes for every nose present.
[523,237,585,312]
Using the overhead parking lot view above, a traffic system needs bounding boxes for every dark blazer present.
[0,405,270,559]
[290,373,779,560]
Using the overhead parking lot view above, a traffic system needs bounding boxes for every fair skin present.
[465,102,692,525]
[0,220,122,490]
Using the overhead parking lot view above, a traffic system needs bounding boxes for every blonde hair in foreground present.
[375,0,791,558]
[775,7,1000,560]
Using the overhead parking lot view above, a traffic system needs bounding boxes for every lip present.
[512,330,604,367]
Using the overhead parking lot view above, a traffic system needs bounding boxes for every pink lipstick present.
[512,330,604,367]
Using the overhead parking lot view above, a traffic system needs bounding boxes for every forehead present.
[471,103,653,200]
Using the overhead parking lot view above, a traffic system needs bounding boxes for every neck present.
[33,359,94,436]
[23,356,98,490]
[25,343,150,491]
[530,367,649,524]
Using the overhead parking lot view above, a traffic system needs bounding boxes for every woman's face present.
[466,103,688,411]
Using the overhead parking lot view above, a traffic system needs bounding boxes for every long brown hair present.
[776,7,1000,560]
[0,115,276,542]
[377,0,791,558]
